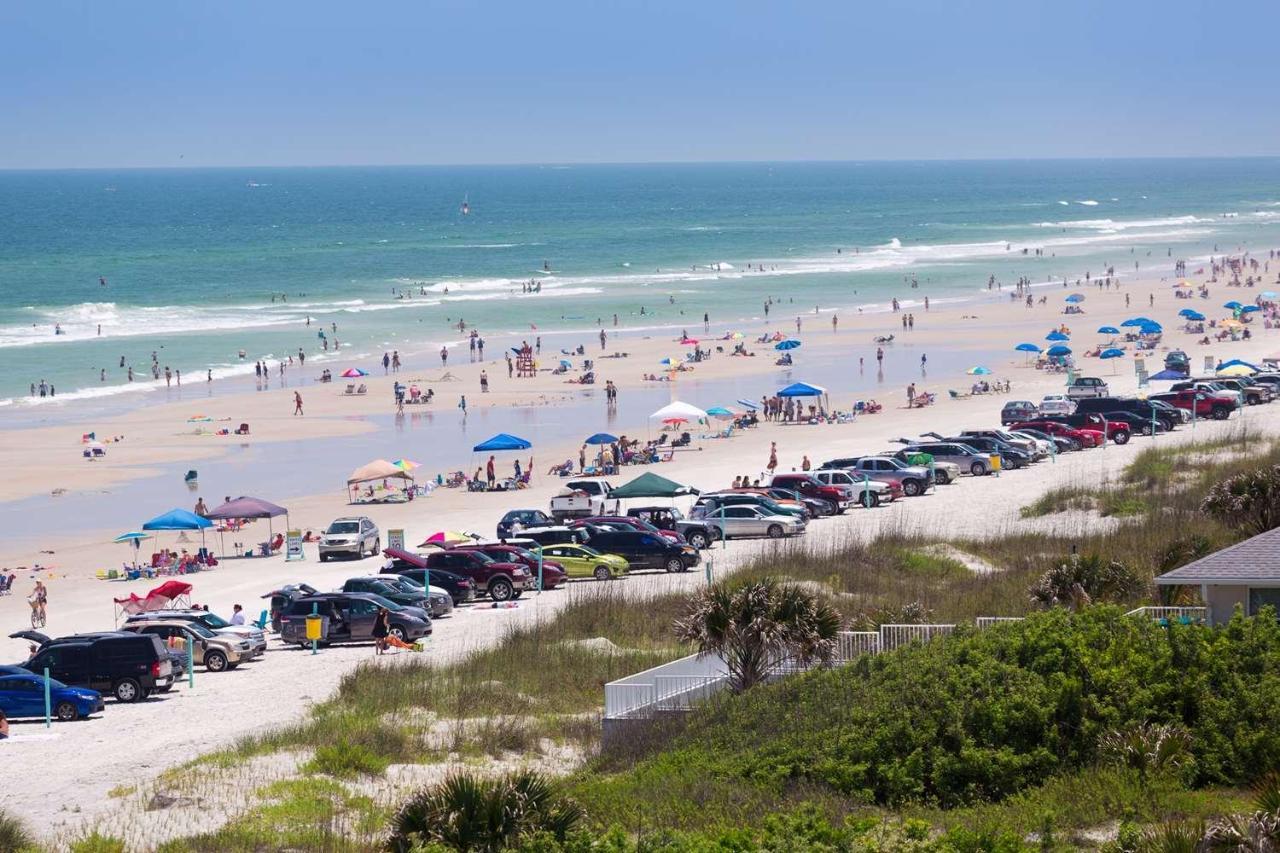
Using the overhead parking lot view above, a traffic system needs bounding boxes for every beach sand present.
[3,262,1280,844]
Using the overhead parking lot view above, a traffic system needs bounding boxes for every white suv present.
[319,516,380,561]
[1066,377,1109,399]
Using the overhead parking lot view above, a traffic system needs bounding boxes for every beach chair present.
[235,423,250,435]
[356,384,367,395]
[343,384,355,395]
[253,609,270,631]
[95,569,108,580]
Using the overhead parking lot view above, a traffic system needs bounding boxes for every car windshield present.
[363,594,405,611]
[180,622,216,638]
[327,521,359,534]
[576,545,602,556]
[199,613,231,629]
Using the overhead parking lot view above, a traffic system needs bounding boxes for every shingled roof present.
[1156,526,1280,585]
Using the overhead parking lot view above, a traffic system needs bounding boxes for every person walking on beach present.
[599,329,607,351]
[293,391,303,416]
[876,347,884,366]
[382,352,390,374]
[440,346,448,366]
[480,370,489,393]
[921,353,928,371]
[766,442,778,476]
[194,497,208,516]
[907,383,916,407]
[458,395,467,416]
[832,314,838,332]
[486,455,496,488]
[372,607,390,655]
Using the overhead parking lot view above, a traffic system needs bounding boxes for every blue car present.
[0,673,104,721]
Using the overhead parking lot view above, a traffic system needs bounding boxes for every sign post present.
[285,529,304,562]
[187,636,195,688]
[43,666,51,729]
[387,528,405,553]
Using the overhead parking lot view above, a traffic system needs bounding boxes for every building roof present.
[1155,527,1280,585]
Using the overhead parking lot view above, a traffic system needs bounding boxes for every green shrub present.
[304,739,393,777]
[1202,464,1280,535]
[1028,554,1145,609]
[70,831,127,853]
[577,608,1280,814]
[0,810,34,853]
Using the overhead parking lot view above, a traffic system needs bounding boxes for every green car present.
[536,544,629,580]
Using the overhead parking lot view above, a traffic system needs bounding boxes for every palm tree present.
[674,577,840,693]
[385,770,584,853]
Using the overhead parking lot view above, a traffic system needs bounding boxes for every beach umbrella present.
[114,532,152,569]
[1138,322,1163,333]
[422,530,473,546]
[391,459,420,471]
[559,359,572,369]
[966,366,991,375]
[1046,331,1070,341]
[1046,344,1072,357]
[1065,293,1085,303]
[705,406,735,419]
[1179,309,1205,321]
[1097,326,1119,335]
[658,357,678,366]
[340,368,368,378]
[650,401,707,421]
[735,398,759,410]
[1241,305,1261,313]
[1263,291,1277,299]
[1217,363,1255,377]
[584,432,618,445]
[1101,348,1125,359]
[473,433,532,452]
[774,339,801,351]
[1217,359,1260,373]
[730,332,745,339]
[1014,343,1042,353]
[1224,301,1243,311]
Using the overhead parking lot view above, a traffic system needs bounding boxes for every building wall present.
[1205,584,1248,625]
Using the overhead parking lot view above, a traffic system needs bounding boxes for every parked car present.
[576,528,699,573]
[1037,411,1133,444]
[15,631,173,702]
[381,549,477,605]
[533,543,630,580]
[515,525,592,547]
[695,492,814,520]
[1039,395,1076,416]
[279,592,430,646]
[318,516,380,561]
[1075,395,1175,432]
[933,434,1031,469]
[958,429,1043,460]
[549,480,614,521]
[1007,428,1075,455]
[421,548,532,601]
[454,543,567,590]
[698,504,806,540]
[1067,376,1110,399]
[496,509,554,539]
[759,486,839,517]
[1148,389,1235,420]
[1164,350,1191,373]
[124,609,267,657]
[122,620,253,673]
[0,672,103,722]
[721,487,817,517]
[1204,376,1273,406]
[769,473,855,511]
[1000,400,1039,425]
[570,515,684,544]
[1010,419,1103,449]
[262,583,319,633]
[897,441,993,476]
[1170,380,1244,407]
[626,506,719,549]
[342,576,452,618]
[879,449,961,485]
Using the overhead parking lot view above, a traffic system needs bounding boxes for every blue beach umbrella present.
[1046,331,1070,341]
[735,398,759,410]
[1014,343,1042,353]
[1217,359,1260,372]
[1101,348,1125,359]
[705,406,735,419]
[1224,301,1243,311]
[1138,322,1163,333]
[1046,345,1072,357]
[1120,317,1153,327]
[1065,293,1085,303]
[966,366,992,375]
[1097,326,1119,335]
[584,433,618,446]
[1263,291,1277,299]
[774,339,801,351]
[1241,305,1261,313]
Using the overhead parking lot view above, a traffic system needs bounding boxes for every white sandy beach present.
[3,262,1280,846]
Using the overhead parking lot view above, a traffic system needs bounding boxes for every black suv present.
[16,631,173,702]
[381,552,477,606]
[342,576,429,609]
[578,527,699,573]
[279,593,431,646]
[1074,397,1177,432]
[497,509,554,539]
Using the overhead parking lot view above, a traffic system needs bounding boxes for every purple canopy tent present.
[203,496,289,558]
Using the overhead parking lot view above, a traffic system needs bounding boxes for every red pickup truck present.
[390,548,532,602]
[1149,390,1236,421]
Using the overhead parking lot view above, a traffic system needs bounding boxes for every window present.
[1249,588,1280,618]
[0,677,38,692]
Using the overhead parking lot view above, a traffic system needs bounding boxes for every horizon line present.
[3,153,1280,173]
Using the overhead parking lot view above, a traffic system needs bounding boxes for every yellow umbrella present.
[1217,363,1254,377]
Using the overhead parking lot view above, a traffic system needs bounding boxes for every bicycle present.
[30,599,46,629]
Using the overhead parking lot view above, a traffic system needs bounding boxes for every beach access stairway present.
[603,607,1208,732]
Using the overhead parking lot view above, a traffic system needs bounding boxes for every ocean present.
[3,158,1280,410]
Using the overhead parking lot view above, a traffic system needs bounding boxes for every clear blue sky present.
[3,0,1277,168]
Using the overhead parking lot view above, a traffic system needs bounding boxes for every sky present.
[2,0,1278,169]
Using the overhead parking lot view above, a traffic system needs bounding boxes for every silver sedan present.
[701,505,806,540]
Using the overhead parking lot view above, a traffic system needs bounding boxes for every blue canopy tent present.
[1150,368,1188,380]
[142,508,213,555]
[777,381,828,411]
[473,433,532,452]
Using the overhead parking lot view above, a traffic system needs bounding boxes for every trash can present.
[305,615,328,642]
[989,454,1002,473]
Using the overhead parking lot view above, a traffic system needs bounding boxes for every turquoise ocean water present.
[3,159,1280,412]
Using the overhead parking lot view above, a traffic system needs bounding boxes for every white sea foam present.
[1034,215,1213,231]
[1077,200,1100,206]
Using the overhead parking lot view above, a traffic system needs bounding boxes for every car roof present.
[330,516,371,523]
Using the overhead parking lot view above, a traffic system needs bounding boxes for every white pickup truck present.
[549,480,615,521]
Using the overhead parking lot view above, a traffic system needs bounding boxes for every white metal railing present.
[976,616,1025,629]
[837,631,880,659]
[878,623,956,651]
[653,675,729,711]
[1125,606,1208,623]
[603,683,656,719]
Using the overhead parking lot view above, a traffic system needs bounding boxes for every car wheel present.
[665,557,684,573]
[205,650,228,672]
[902,479,922,497]
[1111,430,1130,445]
[54,701,79,722]
[489,578,514,601]
[388,625,406,641]
[934,471,950,485]
[1140,423,1153,436]
[1067,439,1082,452]
[319,553,329,563]
[970,461,986,476]
[687,531,709,550]
[1212,407,1230,420]
[766,524,784,539]
[859,491,880,508]
[114,678,142,703]
[593,565,612,581]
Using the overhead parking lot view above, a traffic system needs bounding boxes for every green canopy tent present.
[609,471,701,500]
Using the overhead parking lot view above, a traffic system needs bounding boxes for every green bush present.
[578,608,1280,814]
[0,809,35,852]
[304,739,393,777]
[1202,464,1280,536]
[69,831,127,853]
